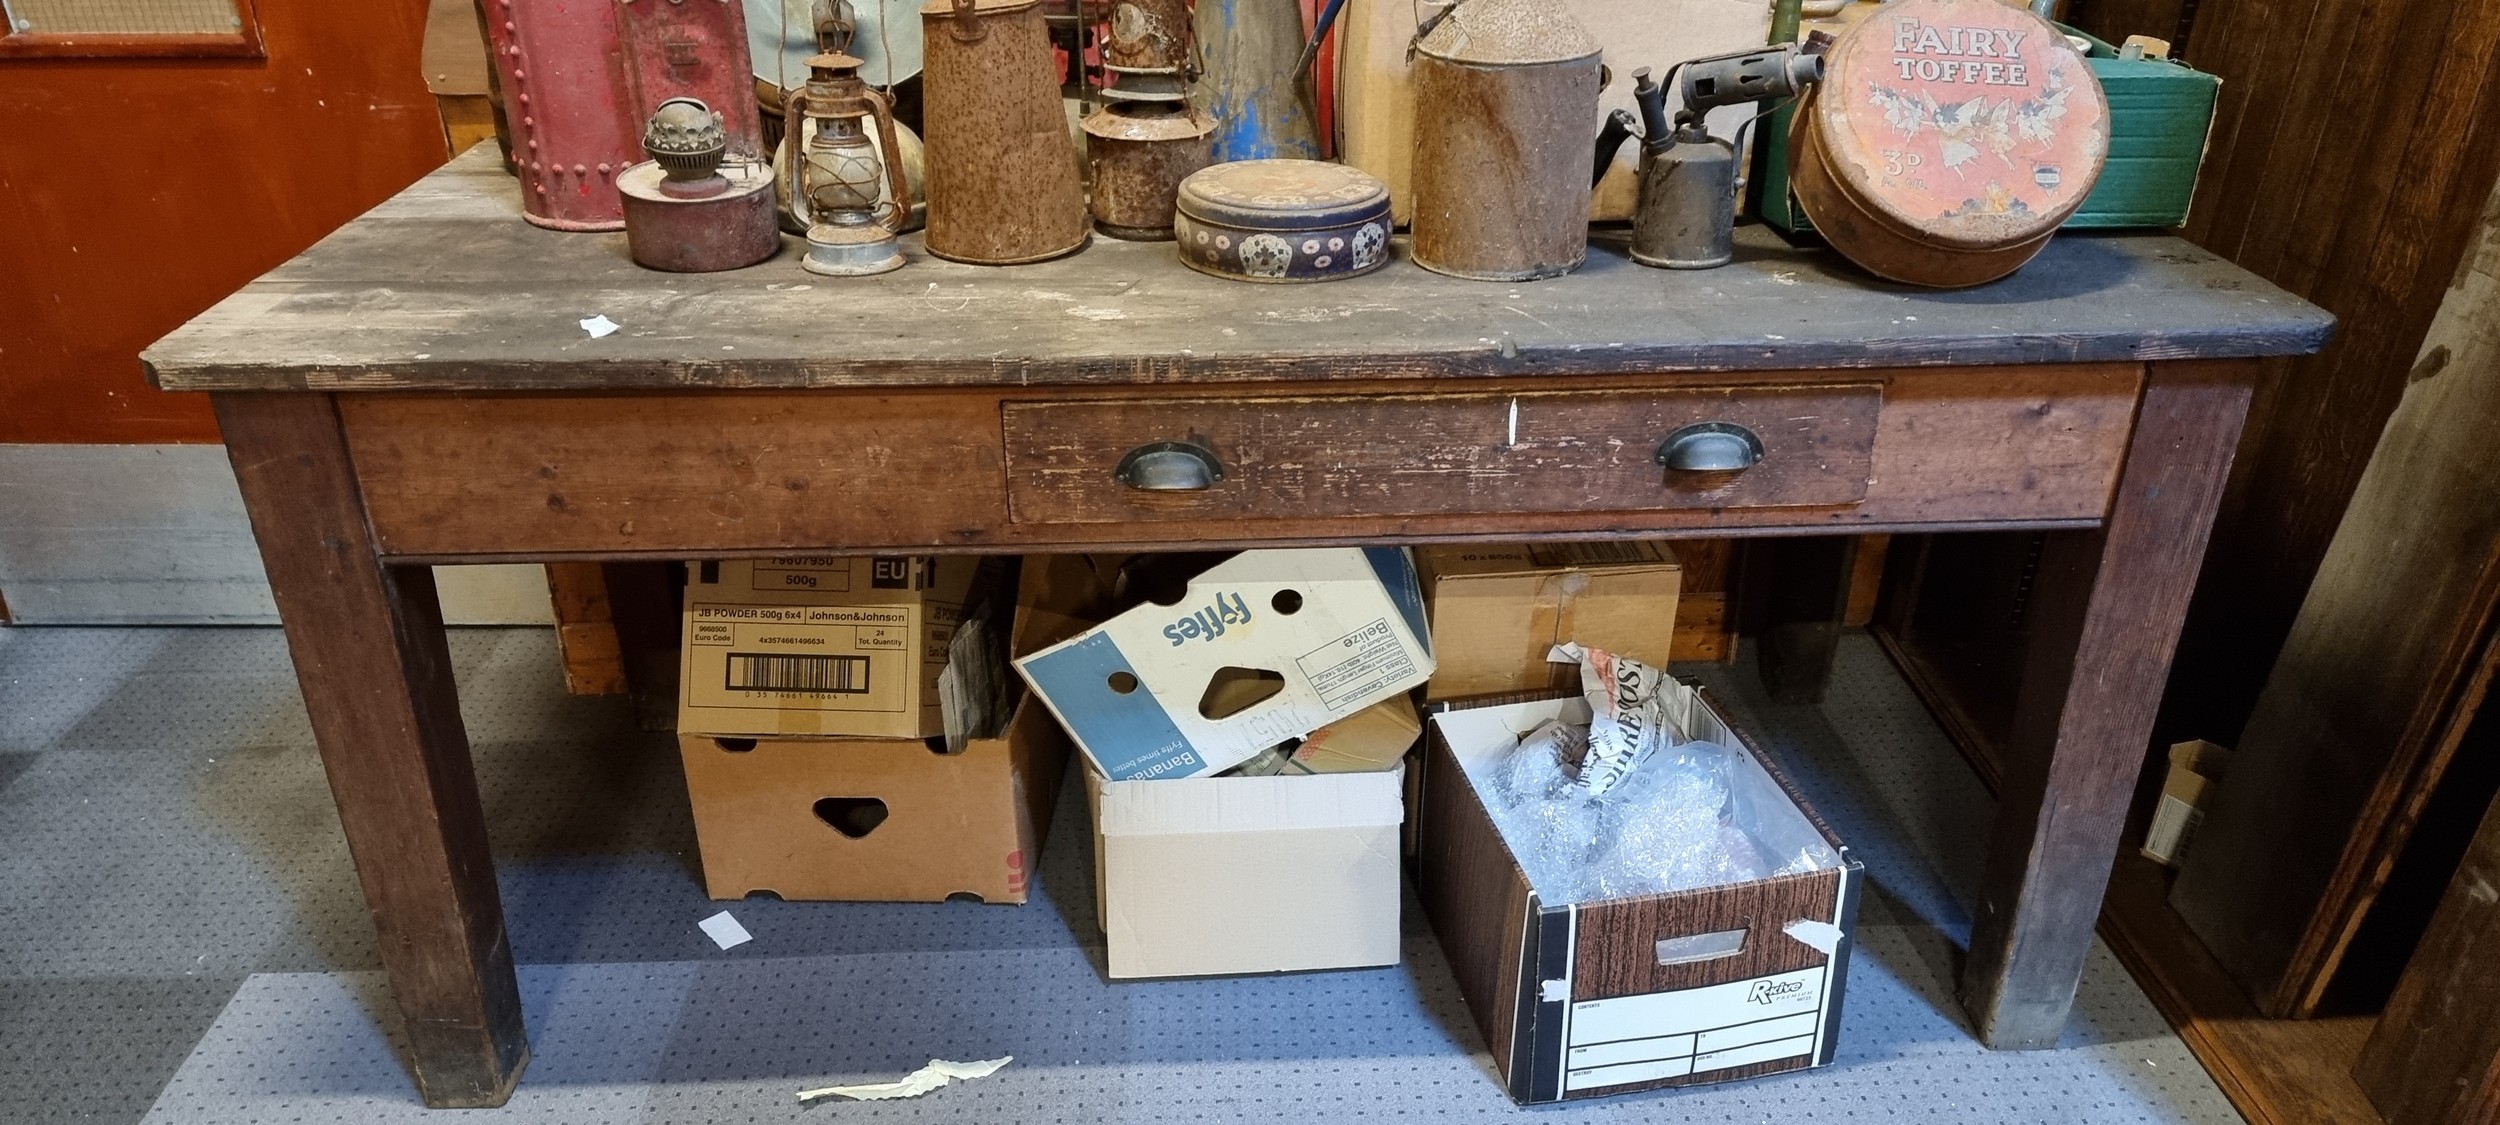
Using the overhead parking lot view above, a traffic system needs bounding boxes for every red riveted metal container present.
[919,0,1092,264]
[1789,0,2109,287]
[617,0,768,160]
[479,0,641,230]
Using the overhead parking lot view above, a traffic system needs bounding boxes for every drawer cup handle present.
[1655,423,1764,473]
[1115,441,1226,491]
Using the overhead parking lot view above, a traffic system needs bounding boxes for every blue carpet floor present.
[0,626,2240,1123]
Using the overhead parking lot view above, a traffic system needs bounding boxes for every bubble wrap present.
[1483,723,1776,905]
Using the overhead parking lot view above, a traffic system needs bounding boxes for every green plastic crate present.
[1752,27,2219,234]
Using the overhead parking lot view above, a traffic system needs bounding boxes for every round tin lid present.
[1413,0,1598,67]
[1808,0,2108,251]
[1176,160,1391,229]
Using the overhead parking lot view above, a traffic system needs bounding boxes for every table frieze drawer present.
[1002,385,1883,525]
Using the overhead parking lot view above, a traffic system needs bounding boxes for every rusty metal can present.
[1084,103,1217,240]
[1174,159,1393,283]
[619,159,782,271]
[1407,0,1602,281]
[1788,0,2109,287]
[919,0,1091,264]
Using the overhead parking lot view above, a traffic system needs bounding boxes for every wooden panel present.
[1671,592,1733,664]
[2148,0,2500,829]
[1962,359,2255,1049]
[544,563,626,696]
[213,392,528,1107]
[342,366,2146,559]
[342,390,1010,558]
[139,148,2331,396]
[2354,785,2500,1125]
[2172,181,2500,1016]
[1001,384,1881,525]
[2101,854,2386,1125]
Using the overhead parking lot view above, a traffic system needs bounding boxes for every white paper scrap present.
[579,314,620,338]
[797,1056,1011,1102]
[697,910,752,950]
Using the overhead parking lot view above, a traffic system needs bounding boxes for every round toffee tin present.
[1173,159,1395,283]
[1790,0,2110,287]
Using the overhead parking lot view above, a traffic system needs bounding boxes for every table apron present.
[333,364,2144,559]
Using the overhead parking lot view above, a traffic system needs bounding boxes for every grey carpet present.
[0,625,2241,1123]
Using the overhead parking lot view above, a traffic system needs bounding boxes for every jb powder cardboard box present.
[1016,548,1435,781]
[679,556,978,739]
[1419,691,1863,1103]
[672,556,1113,903]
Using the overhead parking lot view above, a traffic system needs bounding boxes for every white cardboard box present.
[1087,762,1406,978]
[1017,548,1435,780]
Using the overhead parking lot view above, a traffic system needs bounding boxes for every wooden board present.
[2170,177,2500,1017]
[332,365,2144,559]
[138,147,2330,395]
[2354,783,2500,1125]
[2138,0,2500,855]
[1001,384,1883,524]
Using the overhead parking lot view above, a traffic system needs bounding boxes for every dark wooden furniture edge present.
[1874,584,2387,1125]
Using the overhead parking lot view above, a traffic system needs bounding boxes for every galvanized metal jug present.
[1408,0,1601,280]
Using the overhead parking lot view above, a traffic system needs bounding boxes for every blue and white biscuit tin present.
[1173,159,1395,283]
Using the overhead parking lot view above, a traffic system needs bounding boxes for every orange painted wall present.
[0,0,450,444]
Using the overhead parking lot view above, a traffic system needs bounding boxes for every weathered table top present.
[144,146,2332,393]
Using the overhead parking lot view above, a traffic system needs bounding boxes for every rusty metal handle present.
[864,87,912,234]
[1115,441,1225,491]
[948,0,988,42]
[778,92,812,228]
[1654,422,1764,473]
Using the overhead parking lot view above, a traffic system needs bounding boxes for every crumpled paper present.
[1548,642,1682,796]
[797,1056,1011,1102]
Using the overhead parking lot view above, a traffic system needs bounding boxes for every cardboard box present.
[676,700,1068,902]
[1087,762,1406,978]
[1417,543,1681,700]
[1017,547,1435,781]
[1419,691,1863,1103]
[2142,739,2232,868]
[678,556,977,739]
[1290,693,1422,773]
[673,556,1118,902]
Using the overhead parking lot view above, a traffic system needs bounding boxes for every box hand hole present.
[1108,671,1142,694]
[1198,666,1286,719]
[1656,925,1749,966]
[813,796,890,838]
[1271,589,1303,615]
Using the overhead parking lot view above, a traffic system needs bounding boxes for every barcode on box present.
[724,653,871,694]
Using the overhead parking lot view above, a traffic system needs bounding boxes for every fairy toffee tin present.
[1791,0,2109,287]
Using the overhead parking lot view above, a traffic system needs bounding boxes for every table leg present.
[214,392,529,1107]
[1959,360,2256,1049]
[1749,536,1862,704]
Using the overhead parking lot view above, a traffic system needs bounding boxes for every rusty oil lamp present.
[778,51,911,276]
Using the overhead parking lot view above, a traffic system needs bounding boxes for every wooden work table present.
[145,147,2331,1108]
